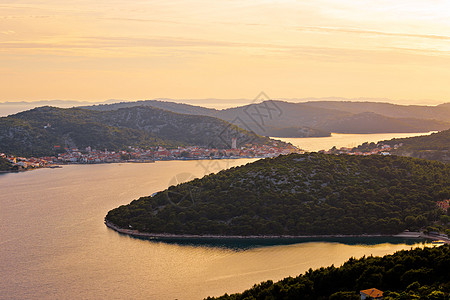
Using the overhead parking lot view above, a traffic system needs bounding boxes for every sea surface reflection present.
[0,160,433,299]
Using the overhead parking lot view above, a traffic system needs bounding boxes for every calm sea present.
[0,156,430,299]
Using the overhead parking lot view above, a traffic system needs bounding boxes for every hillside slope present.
[106,153,450,236]
[384,129,450,151]
[84,99,216,116]
[384,129,450,163]
[0,106,273,156]
[352,129,450,163]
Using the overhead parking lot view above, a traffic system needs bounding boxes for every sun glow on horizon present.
[1,0,450,104]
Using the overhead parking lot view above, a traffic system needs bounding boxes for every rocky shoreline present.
[104,221,448,242]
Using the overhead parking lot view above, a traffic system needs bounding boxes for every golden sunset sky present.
[1,0,450,105]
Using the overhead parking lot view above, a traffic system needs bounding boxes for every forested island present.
[206,245,450,299]
[106,153,450,236]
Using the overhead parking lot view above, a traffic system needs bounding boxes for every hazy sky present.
[1,0,450,105]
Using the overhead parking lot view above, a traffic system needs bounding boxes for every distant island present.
[206,245,450,299]
[106,153,450,237]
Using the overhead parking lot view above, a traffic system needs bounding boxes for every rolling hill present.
[0,106,275,156]
[320,112,448,134]
[383,129,450,163]
[383,128,450,151]
[351,129,450,163]
[305,100,450,122]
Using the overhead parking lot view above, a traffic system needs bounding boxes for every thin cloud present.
[101,17,185,25]
[0,36,289,49]
[1,35,449,63]
[0,37,237,49]
[298,26,450,41]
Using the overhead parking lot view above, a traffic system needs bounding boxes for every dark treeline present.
[206,245,450,300]
[106,153,450,236]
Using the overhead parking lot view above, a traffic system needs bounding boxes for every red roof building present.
[360,288,383,299]
[436,199,450,212]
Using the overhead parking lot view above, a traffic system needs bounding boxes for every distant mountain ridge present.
[320,112,448,134]
[82,99,450,137]
[304,100,450,122]
[2,99,448,138]
[0,106,274,156]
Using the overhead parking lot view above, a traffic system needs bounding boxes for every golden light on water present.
[0,161,435,299]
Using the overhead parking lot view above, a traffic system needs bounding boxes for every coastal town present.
[320,142,401,156]
[0,141,302,170]
[0,140,407,171]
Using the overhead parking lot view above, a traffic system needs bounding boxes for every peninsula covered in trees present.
[207,245,450,299]
[106,153,450,236]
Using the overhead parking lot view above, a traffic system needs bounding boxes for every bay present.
[0,159,429,299]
